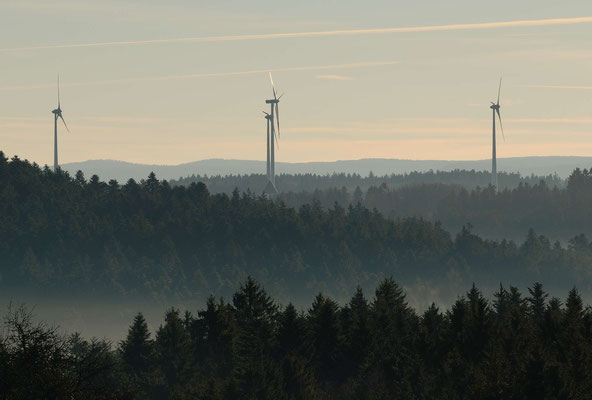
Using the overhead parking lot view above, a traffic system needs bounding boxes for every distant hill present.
[4,154,592,309]
[61,156,592,182]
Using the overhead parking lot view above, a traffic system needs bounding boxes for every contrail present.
[520,84,592,90]
[2,16,591,52]
[0,61,398,91]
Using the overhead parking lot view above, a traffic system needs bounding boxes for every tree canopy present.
[3,279,592,399]
[1,152,592,304]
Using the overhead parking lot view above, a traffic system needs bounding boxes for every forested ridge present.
[1,152,592,303]
[173,167,592,241]
[276,175,592,241]
[3,278,592,399]
[171,168,563,193]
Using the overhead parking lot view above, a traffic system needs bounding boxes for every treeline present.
[3,278,592,399]
[170,168,592,241]
[170,169,564,193]
[1,152,592,303]
[276,168,592,241]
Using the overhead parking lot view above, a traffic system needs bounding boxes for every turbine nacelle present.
[490,102,500,110]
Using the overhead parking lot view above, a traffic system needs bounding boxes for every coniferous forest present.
[2,278,592,399]
[172,169,592,241]
[170,168,564,193]
[2,152,592,304]
[3,152,592,398]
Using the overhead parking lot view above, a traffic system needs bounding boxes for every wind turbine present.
[52,75,69,171]
[490,77,504,190]
[263,72,283,195]
[263,111,272,182]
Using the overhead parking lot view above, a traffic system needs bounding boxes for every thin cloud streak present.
[316,75,353,81]
[520,84,592,90]
[507,117,592,124]
[0,115,171,123]
[0,61,398,91]
[2,16,591,52]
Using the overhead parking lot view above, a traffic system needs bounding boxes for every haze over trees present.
[275,172,592,241]
[3,279,592,399]
[172,169,592,241]
[170,169,564,193]
[60,156,592,183]
[2,152,592,305]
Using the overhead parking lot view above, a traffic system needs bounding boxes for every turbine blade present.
[275,103,280,138]
[57,73,61,108]
[269,72,277,100]
[59,114,70,132]
[274,126,280,150]
[497,77,502,105]
[496,109,505,141]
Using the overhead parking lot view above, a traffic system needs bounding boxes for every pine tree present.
[341,287,370,377]
[154,308,193,398]
[307,293,343,384]
[276,303,318,399]
[232,277,282,399]
[561,288,591,398]
[363,278,420,399]
[527,282,548,326]
[120,312,153,389]
[276,303,305,358]
[466,284,491,362]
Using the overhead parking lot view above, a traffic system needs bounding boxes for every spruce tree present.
[120,312,154,398]
[341,287,370,377]
[232,277,281,399]
[120,313,153,377]
[276,303,305,358]
[154,308,193,398]
[307,293,343,384]
[527,282,548,326]
[276,303,317,399]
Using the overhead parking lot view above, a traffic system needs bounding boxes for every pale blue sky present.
[1,0,592,165]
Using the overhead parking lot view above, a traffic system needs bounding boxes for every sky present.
[1,0,592,166]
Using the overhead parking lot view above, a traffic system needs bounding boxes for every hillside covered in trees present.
[1,152,592,305]
[276,169,592,241]
[3,278,592,399]
[170,169,564,193]
[171,168,592,241]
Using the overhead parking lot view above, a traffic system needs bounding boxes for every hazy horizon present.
[25,154,592,167]
[2,0,592,166]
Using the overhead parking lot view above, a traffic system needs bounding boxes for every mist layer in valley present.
[3,152,592,340]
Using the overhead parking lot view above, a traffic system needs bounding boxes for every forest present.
[1,152,592,304]
[170,168,564,193]
[171,168,592,241]
[2,278,592,399]
[275,171,592,241]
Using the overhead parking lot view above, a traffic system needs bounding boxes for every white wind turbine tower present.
[490,78,505,190]
[263,72,283,195]
[263,111,272,182]
[52,75,70,171]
